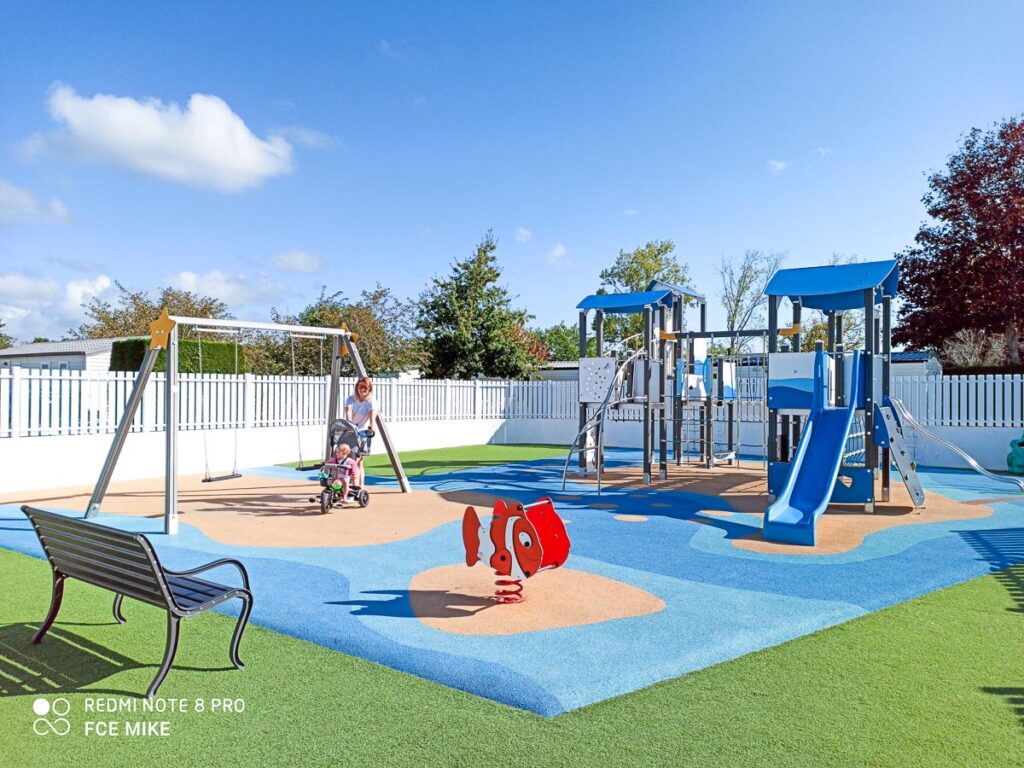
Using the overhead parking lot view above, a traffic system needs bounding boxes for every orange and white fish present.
[462,497,570,580]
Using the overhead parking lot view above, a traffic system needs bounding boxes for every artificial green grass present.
[2,545,1022,767]
[279,442,568,477]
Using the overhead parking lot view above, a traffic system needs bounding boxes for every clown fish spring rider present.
[462,497,571,603]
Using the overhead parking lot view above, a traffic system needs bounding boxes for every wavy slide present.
[763,350,862,546]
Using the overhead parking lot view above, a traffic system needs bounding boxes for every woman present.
[344,376,377,488]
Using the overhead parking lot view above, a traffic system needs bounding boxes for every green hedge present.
[110,337,248,373]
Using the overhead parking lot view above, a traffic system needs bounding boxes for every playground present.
[2,260,1024,764]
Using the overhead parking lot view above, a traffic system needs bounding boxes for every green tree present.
[598,239,693,342]
[74,282,231,340]
[418,231,540,379]
[247,286,427,376]
[535,321,597,361]
[0,320,13,350]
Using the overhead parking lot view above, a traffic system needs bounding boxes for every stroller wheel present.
[319,489,333,515]
[357,490,370,508]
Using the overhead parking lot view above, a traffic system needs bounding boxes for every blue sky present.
[1,1,1023,341]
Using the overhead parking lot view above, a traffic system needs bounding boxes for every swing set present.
[85,309,411,534]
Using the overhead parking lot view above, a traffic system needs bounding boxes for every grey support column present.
[881,294,892,502]
[578,310,589,473]
[791,300,803,453]
[343,334,411,493]
[87,347,161,518]
[658,304,668,479]
[863,289,876,512]
[642,305,653,484]
[164,322,179,535]
[767,295,779,464]
[325,335,343,457]
[672,297,683,465]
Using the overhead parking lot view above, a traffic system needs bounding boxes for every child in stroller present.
[309,418,373,513]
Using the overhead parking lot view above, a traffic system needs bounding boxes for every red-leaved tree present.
[895,116,1024,364]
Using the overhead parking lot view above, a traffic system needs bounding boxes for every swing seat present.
[202,472,243,484]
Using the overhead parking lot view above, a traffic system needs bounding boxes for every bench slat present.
[49,556,168,606]
[31,513,151,553]
[38,530,155,571]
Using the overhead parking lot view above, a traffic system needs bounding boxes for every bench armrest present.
[164,558,251,591]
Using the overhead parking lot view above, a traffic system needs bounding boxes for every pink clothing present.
[326,456,357,478]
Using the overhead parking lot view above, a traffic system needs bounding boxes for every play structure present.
[564,258,1022,545]
[84,309,410,533]
[462,498,570,603]
[562,281,775,492]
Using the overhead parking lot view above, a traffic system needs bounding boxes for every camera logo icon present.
[32,697,71,736]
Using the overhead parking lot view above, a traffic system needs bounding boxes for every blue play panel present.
[3,449,1023,716]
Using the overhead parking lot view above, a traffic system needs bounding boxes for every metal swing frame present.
[85,310,411,533]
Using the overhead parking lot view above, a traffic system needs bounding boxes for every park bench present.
[21,505,253,699]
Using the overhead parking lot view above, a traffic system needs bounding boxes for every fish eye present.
[517,531,533,548]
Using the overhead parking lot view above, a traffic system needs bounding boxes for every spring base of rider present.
[494,574,524,604]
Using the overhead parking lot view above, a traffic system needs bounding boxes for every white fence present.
[0,368,579,439]
[3,368,1024,439]
[0,368,1022,485]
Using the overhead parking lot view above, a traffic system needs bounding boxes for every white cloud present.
[546,243,568,266]
[0,271,112,340]
[0,179,70,226]
[812,146,833,156]
[272,126,340,150]
[623,208,639,217]
[767,160,788,174]
[170,270,284,307]
[513,226,532,243]
[270,249,323,273]
[35,84,293,191]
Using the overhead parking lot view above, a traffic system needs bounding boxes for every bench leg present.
[147,614,180,699]
[113,594,126,624]
[32,573,66,644]
[229,592,253,670]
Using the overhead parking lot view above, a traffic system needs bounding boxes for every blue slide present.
[763,349,862,546]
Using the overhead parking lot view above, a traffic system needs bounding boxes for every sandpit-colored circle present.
[410,564,664,636]
[614,514,648,523]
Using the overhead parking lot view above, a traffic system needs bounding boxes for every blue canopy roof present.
[764,259,899,311]
[576,290,673,314]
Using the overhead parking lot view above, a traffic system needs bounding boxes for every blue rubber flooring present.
[3,449,1023,716]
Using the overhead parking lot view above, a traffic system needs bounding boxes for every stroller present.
[309,418,372,513]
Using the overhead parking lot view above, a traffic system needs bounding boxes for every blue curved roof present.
[576,290,673,314]
[765,259,899,311]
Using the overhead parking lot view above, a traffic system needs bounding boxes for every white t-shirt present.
[344,395,375,429]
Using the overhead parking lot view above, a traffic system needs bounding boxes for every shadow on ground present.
[328,589,494,619]
[957,529,1024,613]
[0,622,236,697]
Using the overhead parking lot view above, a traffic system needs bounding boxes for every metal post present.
[827,311,836,354]
[699,301,707,333]
[658,304,668,479]
[343,334,411,494]
[642,305,653,484]
[791,299,802,460]
[767,295,779,464]
[86,347,162,518]
[325,336,343,457]
[577,310,589,473]
[164,323,179,535]
[672,296,683,464]
[863,288,876,513]
[881,294,892,502]
[595,310,604,358]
